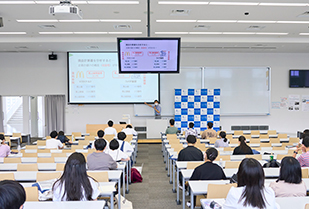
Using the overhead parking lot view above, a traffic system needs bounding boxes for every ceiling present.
[1,0,309,53]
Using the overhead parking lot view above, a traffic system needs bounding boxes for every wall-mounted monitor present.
[67,52,159,104]
[117,37,181,73]
[289,70,309,88]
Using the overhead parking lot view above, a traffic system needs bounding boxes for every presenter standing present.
[145,100,161,119]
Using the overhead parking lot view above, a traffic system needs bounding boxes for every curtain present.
[45,95,65,135]
[0,96,4,132]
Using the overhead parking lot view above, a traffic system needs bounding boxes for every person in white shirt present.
[185,122,198,138]
[104,120,118,137]
[46,131,64,149]
[106,139,129,162]
[91,130,109,151]
[122,125,137,136]
[223,158,277,209]
[117,132,134,155]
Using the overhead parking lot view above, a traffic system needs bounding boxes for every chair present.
[207,183,237,199]
[45,136,51,140]
[223,147,234,151]
[4,158,21,163]
[12,133,22,144]
[56,163,65,171]
[0,173,15,180]
[233,131,243,136]
[37,158,54,163]
[260,143,271,147]
[125,134,133,142]
[272,146,285,150]
[289,137,300,144]
[270,138,280,144]
[249,138,260,144]
[246,154,262,160]
[226,135,233,140]
[25,186,39,201]
[23,153,37,157]
[104,134,115,142]
[78,140,90,146]
[251,130,260,135]
[17,164,38,171]
[209,137,217,144]
[225,161,241,168]
[276,154,291,160]
[302,168,309,178]
[268,130,277,135]
[278,133,288,139]
[230,139,238,144]
[187,162,203,169]
[36,140,46,146]
[25,145,38,149]
[84,135,95,141]
[51,153,67,158]
[87,171,109,182]
[166,134,177,140]
[37,149,51,153]
[305,203,309,209]
[217,155,231,161]
[37,172,61,181]
[72,132,82,137]
[260,135,269,139]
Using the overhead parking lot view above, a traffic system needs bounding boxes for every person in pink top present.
[293,136,309,167]
[0,134,10,158]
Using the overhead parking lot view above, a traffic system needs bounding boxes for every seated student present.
[122,125,138,136]
[294,136,309,167]
[201,122,217,139]
[0,134,10,157]
[165,119,180,135]
[185,122,198,139]
[117,132,134,155]
[232,136,253,155]
[214,131,229,148]
[270,156,306,197]
[53,152,100,201]
[57,131,72,145]
[46,131,64,149]
[87,139,117,170]
[106,139,130,162]
[223,158,277,209]
[178,135,203,161]
[104,120,118,137]
[91,130,109,150]
[0,180,26,209]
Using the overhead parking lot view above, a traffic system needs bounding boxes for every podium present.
[146,119,169,139]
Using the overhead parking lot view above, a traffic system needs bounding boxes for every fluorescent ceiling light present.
[209,2,259,6]
[39,32,74,34]
[155,32,189,34]
[0,1,35,4]
[100,19,141,22]
[197,20,237,23]
[108,32,142,34]
[259,3,307,6]
[34,1,58,4]
[158,1,209,5]
[74,32,108,34]
[237,20,276,23]
[71,1,88,4]
[222,32,255,35]
[87,1,139,4]
[0,32,27,34]
[189,32,222,34]
[58,19,100,22]
[17,19,59,23]
[299,33,309,35]
[277,21,309,24]
[256,32,288,35]
[157,20,196,22]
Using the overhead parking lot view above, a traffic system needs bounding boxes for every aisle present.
[126,144,183,209]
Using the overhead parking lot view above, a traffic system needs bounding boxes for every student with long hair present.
[270,156,306,197]
[52,152,100,201]
[223,158,277,209]
[232,136,253,155]
[214,131,229,148]
[0,180,25,209]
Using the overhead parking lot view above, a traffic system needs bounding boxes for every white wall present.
[1,52,309,135]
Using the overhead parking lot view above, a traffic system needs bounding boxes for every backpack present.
[263,159,281,168]
[131,168,143,183]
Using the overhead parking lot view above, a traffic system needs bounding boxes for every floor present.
[126,144,188,209]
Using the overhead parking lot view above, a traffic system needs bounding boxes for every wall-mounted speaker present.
[49,52,57,60]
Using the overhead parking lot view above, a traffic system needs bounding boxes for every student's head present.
[186,135,196,144]
[237,158,265,208]
[94,139,107,151]
[97,130,104,138]
[169,119,175,126]
[107,120,114,127]
[278,156,302,184]
[118,132,126,141]
[189,122,194,129]
[126,125,133,129]
[109,139,119,150]
[302,136,309,148]
[238,135,250,151]
[50,130,58,138]
[219,131,227,143]
[206,147,218,162]
[0,134,4,140]
[207,122,213,129]
[301,129,309,139]
[58,131,64,136]
[53,152,94,201]
[0,180,26,209]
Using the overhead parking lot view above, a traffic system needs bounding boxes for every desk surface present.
[24,200,106,209]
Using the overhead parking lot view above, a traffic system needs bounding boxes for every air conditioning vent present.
[298,11,309,17]
[86,46,99,49]
[38,25,56,29]
[194,25,210,30]
[247,25,265,31]
[114,24,131,30]
[70,7,77,14]
[170,9,190,16]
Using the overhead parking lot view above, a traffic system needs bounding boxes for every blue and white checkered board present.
[174,89,221,133]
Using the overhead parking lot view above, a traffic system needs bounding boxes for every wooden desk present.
[24,200,106,209]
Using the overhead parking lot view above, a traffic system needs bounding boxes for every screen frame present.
[67,51,160,104]
[289,69,309,88]
[117,37,181,74]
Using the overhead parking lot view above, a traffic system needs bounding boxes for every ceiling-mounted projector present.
[49,0,82,20]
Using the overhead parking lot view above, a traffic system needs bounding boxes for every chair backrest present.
[23,153,38,157]
[276,154,291,160]
[302,168,309,178]
[17,164,38,171]
[250,138,260,144]
[259,135,269,139]
[84,135,95,141]
[268,130,277,135]
[51,153,67,158]
[251,130,260,135]
[166,134,177,140]
[272,146,285,150]
[246,154,262,160]
[72,132,82,137]
[209,137,217,144]
[0,173,15,180]
[289,137,300,143]
[25,145,38,149]
[37,172,61,181]
[25,186,39,201]
[125,134,133,142]
[87,171,109,182]
[36,140,46,146]
[207,183,237,199]
[45,136,51,140]
[223,147,234,151]
[4,158,21,163]
[104,134,115,142]
[230,139,238,144]
[234,131,243,136]
[56,163,65,171]
[187,162,204,169]
[225,161,241,169]
[37,149,51,153]
[37,157,54,163]
[260,143,271,147]
[278,133,288,138]
[217,155,231,161]
[270,138,280,143]
[78,140,90,146]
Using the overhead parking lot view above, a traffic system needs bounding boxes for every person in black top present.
[177,135,203,161]
[57,131,72,145]
[190,147,226,180]
[233,135,253,155]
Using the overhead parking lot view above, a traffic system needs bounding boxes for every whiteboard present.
[134,67,270,116]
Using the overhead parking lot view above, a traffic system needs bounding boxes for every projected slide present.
[118,38,180,73]
[68,52,159,104]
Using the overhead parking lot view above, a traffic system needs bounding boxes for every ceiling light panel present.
[158,1,209,5]
[87,1,139,4]
[0,32,27,34]
[157,20,197,22]
[209,2,259,6]
[0,1,35,4]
